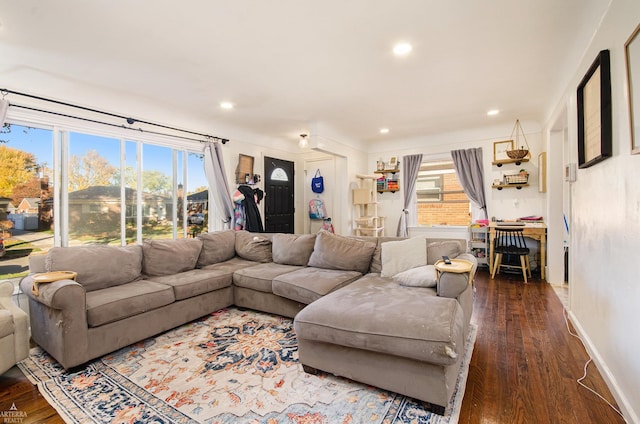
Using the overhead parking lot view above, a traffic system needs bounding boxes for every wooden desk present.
[488,222,547,280]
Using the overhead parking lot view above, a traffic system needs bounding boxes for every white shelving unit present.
[353,174,384,236]
[469,225,489,267]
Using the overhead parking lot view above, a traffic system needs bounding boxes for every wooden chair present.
[491,227,532,283]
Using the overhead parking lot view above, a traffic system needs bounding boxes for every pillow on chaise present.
[307,230,376,274]
[393,264,438,288]
[380,236,427,277]
[272,233,316,266]
[197,230,236,267]
[235,230,273,263]
[142,238,203,277]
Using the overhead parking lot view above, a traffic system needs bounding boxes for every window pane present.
[0,124,54,280]
[416,161,471,226]
[186,152,208,236]
[142,144,173,239]
[68,132,120,245]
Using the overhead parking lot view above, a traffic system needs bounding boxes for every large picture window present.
[0,118,210,281]
[415,161,471,226]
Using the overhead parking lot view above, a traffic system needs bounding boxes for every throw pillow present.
[235,230,273,263]
[380,236,428,277]
[196,230,236,267]
[427,240,462,265]
[393,265,437,288]
[272,233,316,266]
[307,230,376,274]
[142,238,203,276]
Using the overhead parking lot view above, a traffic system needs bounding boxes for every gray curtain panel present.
[396,154,423,237]
[451,147,487,220]
[203,141,234,229]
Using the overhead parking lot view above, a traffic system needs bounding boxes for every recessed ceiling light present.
[220,101,234,110]
[380,128,390,134]
[393,42,413,56]
[487,109,500,116]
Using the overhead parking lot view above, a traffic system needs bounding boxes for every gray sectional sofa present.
[20,229,476,410]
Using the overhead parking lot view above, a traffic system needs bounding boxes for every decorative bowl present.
[506,149,529,159]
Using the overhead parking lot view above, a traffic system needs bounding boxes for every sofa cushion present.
[294,274,465,366]
[380,237,427,277]
[46,245,142,292]
[235,231,273,263]
[85,280,175,327]
[272,267,362,304]
[307,231,376,274]
[197,230,236,267]
[145,269,233,300]
[357,236,403,274]
[233,263,303,293]
[142,238,203,277]
[272,234,316,266]
[427,241,462,265]
[200,257,261,273]
[393,265,437,288]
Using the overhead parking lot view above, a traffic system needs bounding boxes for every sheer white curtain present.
[203,141,234,230]
[396,154,423,237]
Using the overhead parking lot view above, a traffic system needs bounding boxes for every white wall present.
[545,0,640,421]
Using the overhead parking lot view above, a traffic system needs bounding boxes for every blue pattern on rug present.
[19,308,476,424]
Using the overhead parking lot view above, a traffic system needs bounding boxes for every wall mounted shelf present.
[492,183,529,190]
[491,158,530,167]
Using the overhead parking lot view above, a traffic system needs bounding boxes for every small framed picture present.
[388,156,398,169]
[493,140,514,162]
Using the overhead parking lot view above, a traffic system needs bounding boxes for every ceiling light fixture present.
[220,101,234,110]
[393,42,413,56]
[299,134,308,148]
[487,109,500,116]
[380,128,390,134]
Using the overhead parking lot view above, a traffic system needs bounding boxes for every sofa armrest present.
[20,275,86,310]
[19,275,89,369]
[437,253,477,299]
[0,281,29,363]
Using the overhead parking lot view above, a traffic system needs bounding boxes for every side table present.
[31,271,78,296]
[434,259,474,286]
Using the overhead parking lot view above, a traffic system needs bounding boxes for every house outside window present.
[416,160,471,226]
[1,122,210,249]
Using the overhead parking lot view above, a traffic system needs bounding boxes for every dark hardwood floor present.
[0,270,626,423]
[459,269,626,424]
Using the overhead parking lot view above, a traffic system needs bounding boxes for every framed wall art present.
[625,22,640,154]
[235,154,254,184]
[577,49,612,168]
[493,140,514,162]
[538,152,546,193]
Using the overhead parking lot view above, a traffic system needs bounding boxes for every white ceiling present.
[0,1,610,146]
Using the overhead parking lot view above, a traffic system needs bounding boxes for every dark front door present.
[264,157,294,233]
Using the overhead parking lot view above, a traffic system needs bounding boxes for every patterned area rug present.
[19,308,476,424]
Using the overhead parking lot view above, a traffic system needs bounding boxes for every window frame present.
[4,108,210,247]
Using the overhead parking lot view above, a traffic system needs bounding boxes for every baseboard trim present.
[568,310,638,424]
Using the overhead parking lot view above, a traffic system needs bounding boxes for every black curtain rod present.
[1,88,229,144]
